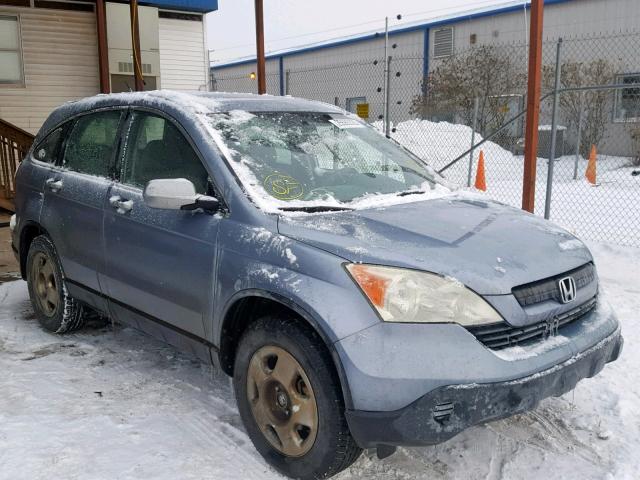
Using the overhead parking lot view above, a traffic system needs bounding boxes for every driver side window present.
[120,112,210,194]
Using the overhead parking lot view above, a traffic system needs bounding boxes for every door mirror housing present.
[143,178,220,212]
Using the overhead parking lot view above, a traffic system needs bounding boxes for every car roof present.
[40,90,344,134]
[47,90,343,122]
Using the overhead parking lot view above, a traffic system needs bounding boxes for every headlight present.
[346,264,502,326]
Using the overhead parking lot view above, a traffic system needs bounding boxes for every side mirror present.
[143,178,220,212]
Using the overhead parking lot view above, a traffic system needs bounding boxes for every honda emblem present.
[558,276,577,304]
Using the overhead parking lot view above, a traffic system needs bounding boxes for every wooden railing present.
[0,118,34,211]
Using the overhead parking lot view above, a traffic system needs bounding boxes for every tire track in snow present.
[75,323,278,478]
[525,408,603,465]
[165,411,278,479]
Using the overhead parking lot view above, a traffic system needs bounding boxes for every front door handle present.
[45,178,63,192]
[109,195,134,214]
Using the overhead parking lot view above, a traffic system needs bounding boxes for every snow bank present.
[375,118,513,170]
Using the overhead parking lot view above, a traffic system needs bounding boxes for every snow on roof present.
[211,0,574,69]
[38,90,343,140]
[59,90,340,115]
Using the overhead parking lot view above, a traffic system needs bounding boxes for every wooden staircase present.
[0,119,34,212]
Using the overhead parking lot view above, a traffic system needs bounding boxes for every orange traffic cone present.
[585,145,597,185]
[475,150,487,191]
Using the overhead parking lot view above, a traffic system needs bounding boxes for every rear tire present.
[234,315,362,479]
[26,235,87,333]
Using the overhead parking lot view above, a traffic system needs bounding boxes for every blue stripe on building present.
[140,0,218,13]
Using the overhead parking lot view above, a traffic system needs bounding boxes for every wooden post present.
[130,0,145,91]
[254,0,266,94]
[522,0,544,213]
[95,0,110,93]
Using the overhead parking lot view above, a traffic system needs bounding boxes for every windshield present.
[207,110,451,211]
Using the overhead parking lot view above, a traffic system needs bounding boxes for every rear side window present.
[33,127,63,164]
[63,111,121,177]
[120,112,210,194]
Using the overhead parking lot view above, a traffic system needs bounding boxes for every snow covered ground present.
[0,241,638,480]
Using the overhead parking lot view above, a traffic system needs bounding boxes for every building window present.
[0,15,24,86]
[433,27,454,58]
[614,73,640,122]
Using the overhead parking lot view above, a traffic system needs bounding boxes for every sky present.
[205,0,524,64]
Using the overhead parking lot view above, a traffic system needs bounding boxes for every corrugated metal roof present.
[140,0,218,13]
[211,0,574,69]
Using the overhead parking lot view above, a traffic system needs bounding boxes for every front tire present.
[26,235,87,333]
[234,315,362,479]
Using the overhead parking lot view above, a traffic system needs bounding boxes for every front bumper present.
[345,327,622,448]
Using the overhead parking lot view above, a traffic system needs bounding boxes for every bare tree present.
[410,45,525,136]
[543,59,616,157]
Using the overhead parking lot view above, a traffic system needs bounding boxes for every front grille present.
[512,263,595,307]
[467,297,597,350]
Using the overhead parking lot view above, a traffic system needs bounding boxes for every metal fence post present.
[573,90,584,180]
[385,56,392,137]
[467,97,480,187]
[544,38,563,220]
[279,56,285,96]
[383,17,389,135]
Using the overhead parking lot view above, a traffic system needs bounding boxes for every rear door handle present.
[45,178,63,192]
[109,195,134,214]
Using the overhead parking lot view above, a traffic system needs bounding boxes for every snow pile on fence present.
[376,119,513,171]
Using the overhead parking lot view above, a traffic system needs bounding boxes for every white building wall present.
[212,30,425,123]
[283,30,424,123]
[212,58,281,96]
[440,0,640,51]
[159,15,208,91]
[0,6,99,134]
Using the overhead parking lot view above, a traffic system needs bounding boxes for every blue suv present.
[11,91,622,479]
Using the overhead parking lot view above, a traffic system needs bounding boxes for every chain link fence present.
[211,30,640,247]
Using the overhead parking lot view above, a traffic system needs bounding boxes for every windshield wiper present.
[396,190,426,197]
[279,205,354,213]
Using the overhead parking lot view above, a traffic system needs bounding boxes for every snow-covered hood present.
[277,194,593,295]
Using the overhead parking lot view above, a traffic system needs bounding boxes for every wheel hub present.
[30,251,59,317]
[276,389,288,409]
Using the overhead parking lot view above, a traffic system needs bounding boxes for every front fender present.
[218,286,359,408]
[213,220,380,348]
